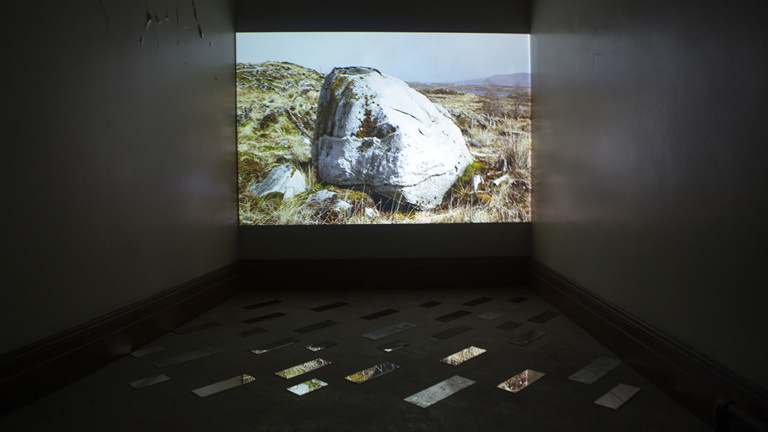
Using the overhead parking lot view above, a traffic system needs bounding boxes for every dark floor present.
[1,287,711,431]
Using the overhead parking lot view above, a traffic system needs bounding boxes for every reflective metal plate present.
[345,362,400,383]
[305,340,337,351]
[242,312,286,324]
[508,330,547,345]
[287,378,328,396]
[362,322,416,340]
[377,341,408,352]
[237,327,267,338]
[463,297,493,306]
[528,310,559,323]
[419,301,442,308]
[250,337,299,355]
[311,301,348,312]
[435,310,471,322]
[294,320,337,334]
[594,383,641,409]
[275,358,331,379]
[243,299,281,310]
[478,306,519,320]
[440,346,487,366]
[174,321,222,334]
[496,321,523,331]
[131,346,166,358]
[569,357,621,384]
[129,374,170,389]
[432,325,472,340]
[497,369,545,393]
[361,309,399,320]
[152,347,224,368]
[192,374,255,398]
[404,375,476,408]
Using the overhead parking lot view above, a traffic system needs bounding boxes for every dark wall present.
[1,0,238,354]
[531,0,768,391]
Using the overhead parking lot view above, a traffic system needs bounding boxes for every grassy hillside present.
[237,61,531,224]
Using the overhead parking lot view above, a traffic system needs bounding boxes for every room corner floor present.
[1,287,711,432]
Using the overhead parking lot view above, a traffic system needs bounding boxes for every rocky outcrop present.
[312,67,473,210]
[248,164,306,200]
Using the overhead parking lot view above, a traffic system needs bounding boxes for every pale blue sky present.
[236,32,529,84]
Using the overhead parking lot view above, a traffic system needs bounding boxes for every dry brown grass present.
[237,62,531,225]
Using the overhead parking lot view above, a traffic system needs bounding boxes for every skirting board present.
[529,260,768,431]
[0,261,242,417]
[240,256,530,290]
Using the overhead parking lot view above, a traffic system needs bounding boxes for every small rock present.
[248,164,306,200]
[472,175,484,191]
[492,174,512,186]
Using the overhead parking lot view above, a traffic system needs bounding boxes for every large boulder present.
[312,67,473,210]
[248,164,306,200]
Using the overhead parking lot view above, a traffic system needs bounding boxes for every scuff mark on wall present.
[175,6,180,45]
[99,0,110,34]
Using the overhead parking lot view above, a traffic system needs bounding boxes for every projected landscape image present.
[237,33,531,225]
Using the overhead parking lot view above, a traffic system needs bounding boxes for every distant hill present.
[452,73,531,88]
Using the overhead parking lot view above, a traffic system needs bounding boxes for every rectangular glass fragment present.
[305,340,337,351]
[377,341,408,352]
[131,346,166,358]
[250,337,299,354]
[345,362,400,383]
[361,309,399,320]
[419,301,442,308]
[440,346,487,366]
[594,384,641,409]
[404,375,476,408]
[294,320,337,334]
[192,374,255,398]
[287,378,328,396]
[497,369,545,393]
[478,306,519,320]
[129,374,170,389]
[463,297,493,306]
[242,312,286,324]
[569,357,621,384]
[242,299,281,310]
[362,322,416,340]
[174,321,222,334]
[311,301,348,312]
[508,330,547,346]
[237,327,267,337]
[275,358,331,379]
[496,321,523,331]
[435,310,471,322]
[432,325,472,340]
[528,310,559,323]
[152,347,224,368]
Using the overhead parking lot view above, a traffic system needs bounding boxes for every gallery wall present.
[531,0,768,391]
[0,0,238,354]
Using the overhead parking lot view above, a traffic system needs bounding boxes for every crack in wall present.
[191,0,204,39]
[141,0,209,48]
[99,0,110,34]
[140,0,170,46]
